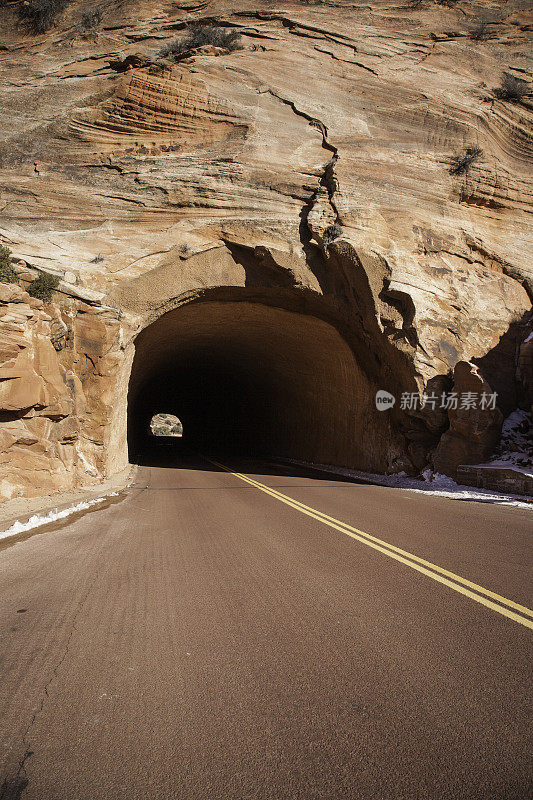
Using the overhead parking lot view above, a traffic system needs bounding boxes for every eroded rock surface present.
[0,0,532,500]
[433,361,504,479]
[0,276,125,500]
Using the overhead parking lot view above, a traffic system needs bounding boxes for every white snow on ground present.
[0,493,119,542]
[486,409,533,475]
[280,460,532,510]
[280,408,533,508]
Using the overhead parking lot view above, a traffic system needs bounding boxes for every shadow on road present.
[132,445,533,507]
[132,443,374,486]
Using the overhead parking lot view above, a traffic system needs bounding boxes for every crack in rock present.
[261,88,341,250]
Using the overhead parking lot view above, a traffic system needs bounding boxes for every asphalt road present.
[1,457,532,800]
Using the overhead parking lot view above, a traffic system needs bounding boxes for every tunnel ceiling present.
[127,300,392,471]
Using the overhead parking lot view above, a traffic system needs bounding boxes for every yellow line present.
[231,469,533,618]
[210,459,533,631]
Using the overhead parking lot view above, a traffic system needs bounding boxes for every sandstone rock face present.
[0,0,531,500]
[433,361,504,480]
[0,280,125,500]
[517,335,533,415]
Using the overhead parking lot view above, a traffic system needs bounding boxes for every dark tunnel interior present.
[127,300,387,470]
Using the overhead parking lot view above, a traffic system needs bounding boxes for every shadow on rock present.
[0,777,29,800]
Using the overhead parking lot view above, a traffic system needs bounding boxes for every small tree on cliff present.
[0,246,19,284]
[27,271,60,302]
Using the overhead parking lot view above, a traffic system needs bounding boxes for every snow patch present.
[280,459,532,509]
[0,492,119,542]
[422,470,458,490]
[487,409,532,474]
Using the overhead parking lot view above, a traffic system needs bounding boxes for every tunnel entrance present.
[127,299,389,470]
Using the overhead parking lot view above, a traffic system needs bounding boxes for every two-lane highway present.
[1,458,531,799]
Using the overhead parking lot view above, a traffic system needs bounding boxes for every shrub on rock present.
[17,0,69,34]
[0,245,19,284]
[80,7,102,31]
[449,146,483,176]
[323,224,343,252]
[27,271,60,302]
[160,24,242,60]
[494,73,530,103]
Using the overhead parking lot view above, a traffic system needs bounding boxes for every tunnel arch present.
[126,294,394,470]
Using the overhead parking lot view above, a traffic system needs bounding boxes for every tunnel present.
[126,299,390,470]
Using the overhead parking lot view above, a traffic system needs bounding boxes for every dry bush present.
[159,23,242,60]
[449,146,483,176]
[17,0,69,33]
[494,73,530,103]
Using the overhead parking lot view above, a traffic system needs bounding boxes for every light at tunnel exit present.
[150,413,183,438]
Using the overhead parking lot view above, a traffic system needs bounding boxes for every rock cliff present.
[0,0,531,500]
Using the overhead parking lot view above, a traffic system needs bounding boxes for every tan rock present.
[0,284,26,304]
[0,369,45,412]
[517,334,533,414]
[433,362,504,479]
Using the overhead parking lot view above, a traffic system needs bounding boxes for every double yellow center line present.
[210,459,533,630]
